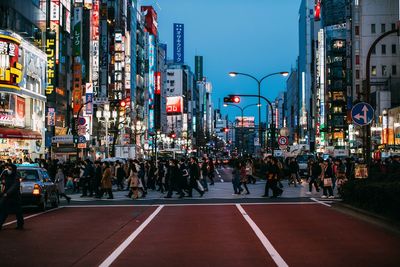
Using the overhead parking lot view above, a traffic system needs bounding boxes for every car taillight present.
[33,184,41,195]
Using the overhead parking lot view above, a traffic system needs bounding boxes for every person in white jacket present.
[55,166,71,204]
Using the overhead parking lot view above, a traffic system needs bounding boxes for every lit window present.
[371,66,377,76]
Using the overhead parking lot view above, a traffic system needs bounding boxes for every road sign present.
[78,135,86,143]
[77,143,87,149]
[278,136,289,146]
[351,102,374,126]
[78,117,86,126]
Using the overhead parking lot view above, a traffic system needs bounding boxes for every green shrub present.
[341,178,400,220]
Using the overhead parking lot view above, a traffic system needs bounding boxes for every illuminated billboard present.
[0,32,22,91]
[235,116,255,128]
[166,96,183,115]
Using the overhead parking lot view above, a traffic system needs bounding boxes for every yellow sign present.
[0,33,22,90]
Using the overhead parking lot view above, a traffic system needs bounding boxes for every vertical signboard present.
[154,72,161,95]
[72,64,82,114]
[173,23,184,64]
[48,107,56,126]
[99,0,108,97]
[91,0,100,96]
[45,32,56,98]
[148,34,156,130]
[85,83,93,114]
[195,55,203,81]
[73,7,82,57]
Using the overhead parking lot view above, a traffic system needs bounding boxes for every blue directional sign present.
[78,135,86,144]
[351,102,374,126]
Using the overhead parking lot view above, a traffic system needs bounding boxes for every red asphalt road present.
[1,204,400,267]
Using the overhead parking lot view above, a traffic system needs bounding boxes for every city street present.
[1,170,400,267]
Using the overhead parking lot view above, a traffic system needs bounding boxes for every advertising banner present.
[166,96,183,115]
[173,23,184,63]
[50,1,60,24]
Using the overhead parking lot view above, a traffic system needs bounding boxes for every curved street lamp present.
[228,71,288,151]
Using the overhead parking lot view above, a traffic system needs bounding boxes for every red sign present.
[166,96,183,114]
[141,6,158,37]
[92,0,99,40]
[16,97,25,118]
[154,72,161,95]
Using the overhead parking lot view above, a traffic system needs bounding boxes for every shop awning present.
[0,128,42,140]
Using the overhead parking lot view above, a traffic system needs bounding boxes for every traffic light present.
[119,99,126,108]
[169,131,176,139]
[220,127,229,132]
[223,95,241,103]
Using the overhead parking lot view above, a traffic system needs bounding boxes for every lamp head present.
[229,72,238,77]
[223,104,228,107]
[281,71,289,77]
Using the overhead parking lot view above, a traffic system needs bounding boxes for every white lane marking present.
[3,207,64,226]
[99,205,164,267]
[310,197,332,207]
[64,202,319,208]
[236,204,288,267]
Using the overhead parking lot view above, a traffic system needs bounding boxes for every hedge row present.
[341,178,400,220]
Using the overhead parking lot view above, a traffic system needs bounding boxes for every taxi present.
[16,164,59,211]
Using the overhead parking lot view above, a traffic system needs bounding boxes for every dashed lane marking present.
[99,205,164,267]
[236,204,288,267]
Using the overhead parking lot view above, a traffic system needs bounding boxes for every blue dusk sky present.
[138,0,300,123]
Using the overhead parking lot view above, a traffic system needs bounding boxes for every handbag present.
[323,177,333,187]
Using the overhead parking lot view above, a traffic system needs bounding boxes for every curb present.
[332,202,400,235]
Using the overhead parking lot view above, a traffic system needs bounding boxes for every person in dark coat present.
[188,157,204,197]
[165,159,185,198]
[0,164,24,230]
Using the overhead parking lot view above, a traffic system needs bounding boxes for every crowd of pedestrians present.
[34,156,223,200]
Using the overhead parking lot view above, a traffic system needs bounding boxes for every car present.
[296,154,315,177]
[16,164,59,211]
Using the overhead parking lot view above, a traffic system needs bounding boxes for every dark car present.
[16,164,59,211]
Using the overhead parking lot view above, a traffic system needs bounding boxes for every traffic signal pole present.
[228,94,275,157]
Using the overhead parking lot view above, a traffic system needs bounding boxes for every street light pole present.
[229,71,288,153]
[364,27,398,165]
